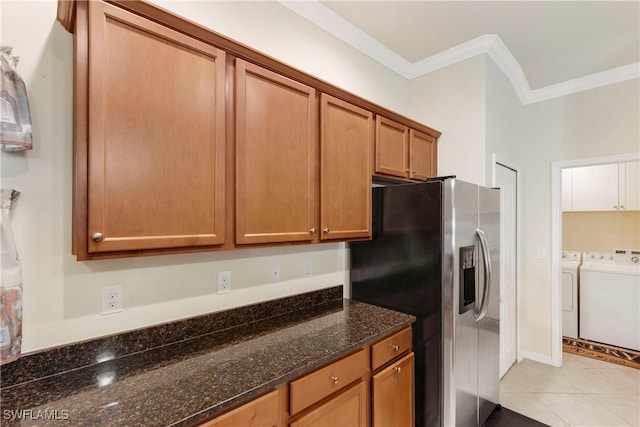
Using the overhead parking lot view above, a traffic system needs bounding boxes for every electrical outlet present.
[101,284,123,315]
[304,261,313,278]
[217,271,231,294]
[271,264,280,283]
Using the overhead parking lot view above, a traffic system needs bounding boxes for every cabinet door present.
[236,59,317,244]
[409,129,437,181]
[619,161,640,210]
[562,168,574,211]
[320,94,372,241]
[375,116,409,179]
[200,389,280,427]
[87,1,226,253]
[290,381,367,427]
[372,352,414,427]
[572,164,619,211]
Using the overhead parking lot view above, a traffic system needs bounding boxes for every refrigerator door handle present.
[474,228,492,321]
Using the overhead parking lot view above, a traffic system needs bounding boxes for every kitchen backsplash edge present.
[0,285,344,388]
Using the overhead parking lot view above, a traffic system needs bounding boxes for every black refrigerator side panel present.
[351,183,442,316]
[350,182,443,427]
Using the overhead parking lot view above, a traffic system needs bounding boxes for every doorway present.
[550,151,640,366]
[493,156,520,377]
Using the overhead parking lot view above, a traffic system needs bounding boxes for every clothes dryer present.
[561,250,581,338]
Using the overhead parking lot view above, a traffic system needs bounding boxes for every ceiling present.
[281,1,640,104]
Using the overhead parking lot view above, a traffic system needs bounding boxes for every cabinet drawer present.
[199,389,279,427]
[290,348,368,415]
[371,327,412,371]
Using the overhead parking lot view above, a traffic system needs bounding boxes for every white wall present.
[408,56,487,185]
[153,0,410,115]
[0,0,406,353]
[485,59,524,173]
[520,79,640,357]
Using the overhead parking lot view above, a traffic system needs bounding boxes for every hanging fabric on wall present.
[1,46,33,152]
[1,189,23,365]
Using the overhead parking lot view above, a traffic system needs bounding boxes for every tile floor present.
[500,352,640,427]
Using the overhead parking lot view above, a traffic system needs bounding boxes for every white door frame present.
[550,151,640,366]
[492,154,523,365]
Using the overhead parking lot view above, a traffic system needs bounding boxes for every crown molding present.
[280,0,639,105]
[280,0,415,76]
[523,63,640,104]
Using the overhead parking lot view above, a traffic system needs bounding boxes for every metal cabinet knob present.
[395,366,402,373]
[323,228,330,234]
[92,232,104,242]
[331,376,339,384]
[310,228,317,235]
[620,205,625,210]
[392,344,400,352]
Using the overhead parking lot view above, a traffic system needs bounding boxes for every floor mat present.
[563,336,640,369]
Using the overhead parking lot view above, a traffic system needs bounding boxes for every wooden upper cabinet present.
[409,129,437,181]
[235,59,317,245]
[375,116,409,179]
[62,0,439,258]
[85,1,226,254]
[320,94,372,241]
[375,116,437,181]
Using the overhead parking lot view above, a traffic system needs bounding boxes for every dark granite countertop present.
[0,287,415,426]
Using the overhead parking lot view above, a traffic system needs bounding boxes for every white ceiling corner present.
[280,0,640,105]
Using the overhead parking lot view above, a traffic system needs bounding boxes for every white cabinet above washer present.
[563,161,639,211]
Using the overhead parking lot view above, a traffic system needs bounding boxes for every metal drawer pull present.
[395,366,402,373]
[392,344,400,352]
[331,376,339,384]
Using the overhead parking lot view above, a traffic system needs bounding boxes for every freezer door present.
[443,180,480,427]
[477,186,501,425]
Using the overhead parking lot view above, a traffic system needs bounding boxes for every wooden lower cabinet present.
[199,328,414,427]
[200,389,280,427]
[371,352,415,427]
[290,381,368,427]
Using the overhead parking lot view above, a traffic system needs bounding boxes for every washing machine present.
[561,250,581,338]
[580,251,640,351]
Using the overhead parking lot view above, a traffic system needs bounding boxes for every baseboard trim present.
[520,350,555,366]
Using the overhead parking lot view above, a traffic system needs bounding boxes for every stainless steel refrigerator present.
[350,177,500,427]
